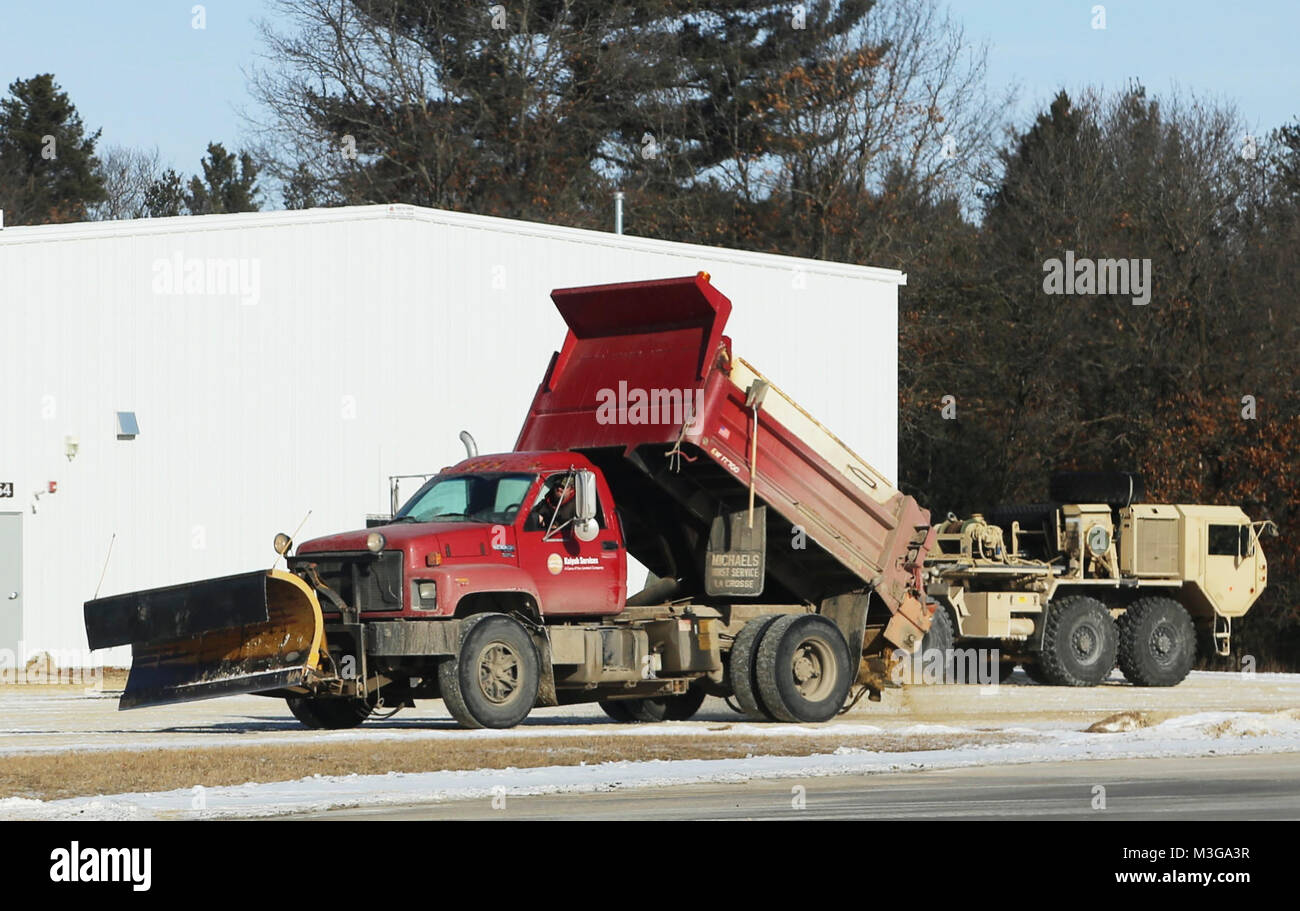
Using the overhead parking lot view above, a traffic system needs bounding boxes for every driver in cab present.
[526,475,576,533]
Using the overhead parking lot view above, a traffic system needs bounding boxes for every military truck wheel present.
[728,615,783,720]
[1020,660,1049,684]
[286,695,374,730]
[1117,597,1196,687]
[755,614,853,723]
[909,605,956,684]
[1038,596,1117,686]
[439,614,539,729]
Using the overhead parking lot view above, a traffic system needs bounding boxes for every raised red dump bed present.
[516,273,935,649]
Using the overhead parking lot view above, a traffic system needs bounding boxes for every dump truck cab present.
[291,452,627,621]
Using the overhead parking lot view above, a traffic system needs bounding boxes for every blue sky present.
[1,1,1295,206]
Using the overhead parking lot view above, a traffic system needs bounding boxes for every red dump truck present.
[85,273,936,729]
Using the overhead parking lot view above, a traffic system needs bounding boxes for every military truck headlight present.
[366,532,386,553]
[273,532,293,556]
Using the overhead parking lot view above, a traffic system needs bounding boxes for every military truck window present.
[1207,524,1246,556]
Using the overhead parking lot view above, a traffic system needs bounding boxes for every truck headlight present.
[366,532,386,553]
[413,581,438,610]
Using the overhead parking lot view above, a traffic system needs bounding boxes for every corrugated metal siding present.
[0,205,901,659]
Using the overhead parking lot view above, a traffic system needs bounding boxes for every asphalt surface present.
[6,669,1299,755]
[300,753,1300,820]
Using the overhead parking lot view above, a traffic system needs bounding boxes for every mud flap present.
[84,570,326,710]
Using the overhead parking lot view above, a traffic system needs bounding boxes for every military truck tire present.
[1117,597,1196,687]
[1038,595,1117,686]
[755,614,853,723]
[439,613,540,729]
[728,614,783,720]
[286,695,374,730]
[910,605,956,684]
[1020,660,1049,684]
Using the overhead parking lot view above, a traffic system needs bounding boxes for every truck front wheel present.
[755,614,853,723]
[286,695,374,730]
[439,614,540,729]
[1038,596,1117,686]
[1117,597,1196,687]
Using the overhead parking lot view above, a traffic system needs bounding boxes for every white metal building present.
[0,204,905,664]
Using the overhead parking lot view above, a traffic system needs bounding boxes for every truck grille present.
[289,551,404,613]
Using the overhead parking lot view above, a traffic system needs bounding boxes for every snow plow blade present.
[84,570,326,710]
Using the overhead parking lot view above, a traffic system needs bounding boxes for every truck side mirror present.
[573,470,599,542]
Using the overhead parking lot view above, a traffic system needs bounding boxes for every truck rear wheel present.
[1038,595,1117,686]
[1117,597,1195,687]
[286,695,374,730]
[439,614,539,729]
[728,615,783,720]
[755,614,853,723]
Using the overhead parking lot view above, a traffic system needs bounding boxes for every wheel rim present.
[1071,622,1100,663]
[790,637,836,702]
[476,642,521,704]
[1149,622,1177,666]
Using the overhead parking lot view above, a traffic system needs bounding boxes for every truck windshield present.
[394,473,536,525]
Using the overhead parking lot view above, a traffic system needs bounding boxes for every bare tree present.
[89,145,164,220]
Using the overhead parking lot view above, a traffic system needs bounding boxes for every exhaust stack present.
[459,430,478,458]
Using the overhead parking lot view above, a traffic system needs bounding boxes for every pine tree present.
[0,74,106,224]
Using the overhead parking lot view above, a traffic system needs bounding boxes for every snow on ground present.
[3,669,1299,757]
[4,708,1299,820]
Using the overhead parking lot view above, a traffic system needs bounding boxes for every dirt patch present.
[0,731,1034,802]
[1085,711,1158,733]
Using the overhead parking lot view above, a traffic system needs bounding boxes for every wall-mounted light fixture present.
[65,435,79,461]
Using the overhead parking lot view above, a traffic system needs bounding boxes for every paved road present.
[5,670,1299,755]
[301,753,1300,820]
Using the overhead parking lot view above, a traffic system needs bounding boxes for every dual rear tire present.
[727,614,853,722]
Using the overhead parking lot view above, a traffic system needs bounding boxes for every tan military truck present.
[920,472,1275,687]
